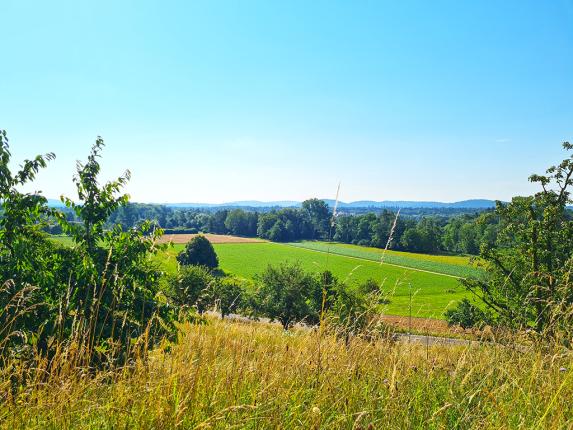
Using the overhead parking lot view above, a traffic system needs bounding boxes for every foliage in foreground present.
[2,318,572,429]
[0,132,172,366]
[455,142,573,342]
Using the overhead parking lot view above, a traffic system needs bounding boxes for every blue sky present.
[1,0,572,203]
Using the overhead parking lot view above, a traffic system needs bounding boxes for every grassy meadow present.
[157,240,470,319]
[4,317,572,429]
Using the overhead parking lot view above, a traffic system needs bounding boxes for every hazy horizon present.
[3,1,572,203]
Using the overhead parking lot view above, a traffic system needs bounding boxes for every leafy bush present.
[168,265,215,315]
[357,278,391,304]
[0,131,174,366]
[210,277,246,319]
[444,299,491,329]
[176,235,219,269]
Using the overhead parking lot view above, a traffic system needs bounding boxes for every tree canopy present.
[177,235,219,269]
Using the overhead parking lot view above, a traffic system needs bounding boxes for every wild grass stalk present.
[2,317,572,429]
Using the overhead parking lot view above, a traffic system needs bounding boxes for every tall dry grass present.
[2,316,572,429]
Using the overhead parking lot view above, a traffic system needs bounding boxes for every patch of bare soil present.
[157,233,264,244]
[380,315,470,337]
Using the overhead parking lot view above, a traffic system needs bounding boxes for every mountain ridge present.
[46,198,498,209]
[159,199,498,209]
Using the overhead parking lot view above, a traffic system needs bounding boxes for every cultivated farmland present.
[157,233,263,244]
[288,241,482,278]
[157,239,471,319]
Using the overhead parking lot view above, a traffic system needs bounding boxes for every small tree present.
[211,277,245,319]
[54,138,170,359]
[169,265,215,314]
[256,262,318,329]
[177,235,219,269]
[444,299,491,329]
[310,271,342,318]
[328,284,369,336]
[0,130,56,357]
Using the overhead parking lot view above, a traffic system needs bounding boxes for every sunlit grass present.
[3,317,572,429]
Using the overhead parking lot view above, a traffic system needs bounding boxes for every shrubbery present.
[0,132,173,366]
[444,299,491,329]
[176,235,219,269]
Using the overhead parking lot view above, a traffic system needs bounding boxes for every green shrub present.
[176,235,218,269]
[211,277,246,319]
[444,298,491,329]
[169,265,215,314]
[0,132,175,365]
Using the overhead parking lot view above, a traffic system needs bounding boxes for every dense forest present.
[47,200,500,255]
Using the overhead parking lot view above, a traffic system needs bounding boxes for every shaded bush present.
[168,265,215,315]
[444,299,491,329]
[211,277,246,319]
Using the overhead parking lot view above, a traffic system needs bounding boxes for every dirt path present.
[380,315,469,337]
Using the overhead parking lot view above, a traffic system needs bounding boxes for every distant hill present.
[158,199,498,209]
[47,198,66,207]
[163,200,300,208]
[322,199,497,209]
[46,198,498,210]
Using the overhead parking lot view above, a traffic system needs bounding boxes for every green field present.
[287,241,482,278]
[159,242,470,319]
[50,235,75,247]
[52,235,473,319]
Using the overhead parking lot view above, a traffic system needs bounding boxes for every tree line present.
[49,199,501,256]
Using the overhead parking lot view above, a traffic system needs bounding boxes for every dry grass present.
[157,233,264,244]
[2,317,573,429]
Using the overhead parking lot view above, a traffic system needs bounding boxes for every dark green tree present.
[208,210,229,234]
[177,235,219,269]
[224,209,250,236]
[302,198,330,239]
[211,277,245,319]
[333,215,357,243]
[168,265,215,314]
[268,220,286,242]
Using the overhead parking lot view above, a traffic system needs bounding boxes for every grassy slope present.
[288,241,482,278]
[5,318,572,429]
[159,242,468,319]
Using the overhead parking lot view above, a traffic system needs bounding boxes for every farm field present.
[157,233,263,244]
[158,240,470,319]
[288,241,482,278]
[49,235,75,247]
[52,234,473,318]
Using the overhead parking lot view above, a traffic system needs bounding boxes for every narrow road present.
[396,333,478,347]
[215,312,479,348]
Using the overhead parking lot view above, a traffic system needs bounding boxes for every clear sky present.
[1,0,572,203]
